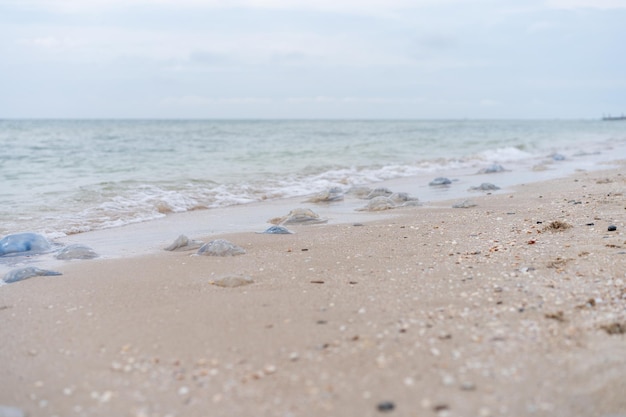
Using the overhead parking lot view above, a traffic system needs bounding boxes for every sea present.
[1,119,625,243]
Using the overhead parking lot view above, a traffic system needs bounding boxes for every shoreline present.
[1,150,623,277]
[2,122,624,243]
[1,165,625,416]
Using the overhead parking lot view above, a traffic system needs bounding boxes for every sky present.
[0,0,625,119]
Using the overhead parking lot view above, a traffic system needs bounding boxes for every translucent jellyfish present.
[4,267,62,284]
[0,233,52,256]
[164,235,204,251]
[197,239,246,256]
[55,244,99,260]
[366,187,393,199]
[356,196,396,211]
[210,275,254,288]
[468,183,500,192]
[257,225,293,235]
[429,177,452,186]
[305,187,344,203]
[269,208,328,225]
[477,164,506,174]
[452,200,478,208]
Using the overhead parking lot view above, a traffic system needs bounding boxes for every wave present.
[3,124,624,239]
[11,148,546,237]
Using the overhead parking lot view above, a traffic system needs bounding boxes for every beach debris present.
[547,257,571,270]
[356,196,396,211]
[210,275,253,288]
[600,321,626,335]
[304,187,344,203]
[544,311,566,322]
[452,200,477,208]
[55,244,99,260]
[469,183,500,192]
[0,405,25,417]
[608,225,617,232]
[477,164,506,174]
[0,232,52,256]
[258,225,293,234]
[543,220,572,232]
[366,187,393,199]
[3,267,62,284]
[164,234,204,251]
[269,208,328,225]
[376,401,396,412]
[197,239,246,256]
[550,153,566,161]
[429,177,452,186]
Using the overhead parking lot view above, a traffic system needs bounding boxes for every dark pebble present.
[608,225,617,232]
[586,223,595,226]
[377,401,395,412]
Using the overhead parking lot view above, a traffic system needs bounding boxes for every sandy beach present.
[1,166,625,417]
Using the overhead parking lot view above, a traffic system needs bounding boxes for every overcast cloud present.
[1,0,624,118]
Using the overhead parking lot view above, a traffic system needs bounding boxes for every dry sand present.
[1,167,626,417]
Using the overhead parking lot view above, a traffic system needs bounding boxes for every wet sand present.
[1,167,625,417]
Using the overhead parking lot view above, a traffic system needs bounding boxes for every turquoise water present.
[1,119,625,237]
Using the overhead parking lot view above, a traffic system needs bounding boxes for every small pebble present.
[608,225,617,232]
[377,401,395,412]
[460,381,476,391]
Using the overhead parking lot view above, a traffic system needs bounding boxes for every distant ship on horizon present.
[602,114,626,121]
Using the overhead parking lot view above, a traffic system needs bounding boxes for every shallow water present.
[1,119,625,240]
